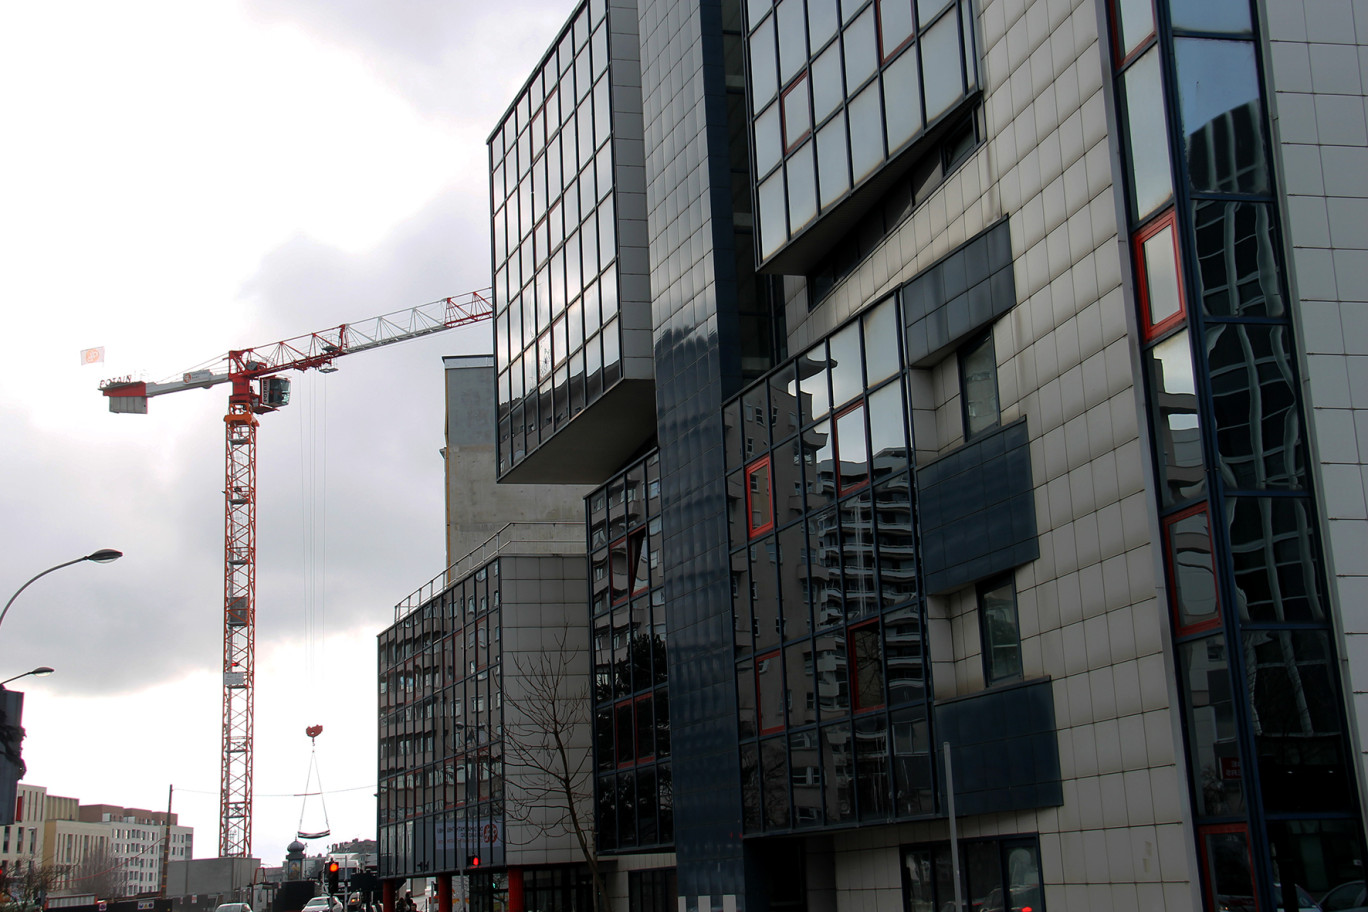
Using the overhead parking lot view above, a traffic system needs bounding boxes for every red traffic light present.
[327,862,340,874]
[466,855,480,868]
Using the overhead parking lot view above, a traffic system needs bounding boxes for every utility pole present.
[160,785,173,898]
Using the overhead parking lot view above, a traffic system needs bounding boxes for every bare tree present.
[502,626,607,912]
[0,862,60,912]
[70,846,123,900]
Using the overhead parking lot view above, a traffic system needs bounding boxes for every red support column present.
[382,880,396,912]
[436,875,452,912]
[507,868,524,912]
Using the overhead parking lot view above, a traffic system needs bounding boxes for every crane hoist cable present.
[297,724,331,840]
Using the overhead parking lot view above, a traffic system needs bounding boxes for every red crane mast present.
[99,291,493,857]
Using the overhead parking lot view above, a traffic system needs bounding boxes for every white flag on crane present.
[80,346,105,365]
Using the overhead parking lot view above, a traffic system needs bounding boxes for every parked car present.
[214,904,252,912]
[302,897,343,912]
[1320,881,1368,912]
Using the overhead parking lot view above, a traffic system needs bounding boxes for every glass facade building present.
[377,0,1368,908]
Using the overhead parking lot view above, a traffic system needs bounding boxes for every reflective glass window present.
[959,330,999,438]
[850,622,884,710]
[776,0,808,85]
[782,75,813,149]
[863,297,901,384]
[844,490,877,618]
[878,0,916,59]
[1136,211,1185,338]
[1113,0,1154,59]
[875,480,918,607]
[1192,199,1284,318]
[756,102,783,176]
[787,142,818,230]
[1226,496,1325,623]
[786,641,817,727]
[809,0,839,50]
[918,0,952,27]
[1122,49,1174,220]
[753,541,782,650]
[822,722,855,822]
[747,456,776,537]
[759,169,788,258]
[1169,0,1251,34]
[816,112,851,206]
[855,715,890,818]
[1164,504,1221,634]
[746,0,772,29]
[849,81,884,182]
[804,422,836,511]
[921,9,963,121]
[761,737,791,828]
[1175,38,1268,196]
[757,650,786,733]
[1147,331,1206,506]
[751,16,779,115]
[979,577,1022,684]
[773,437,805,528]
[867,382,907,469]
[835,403,869,492]
[812,42,845,123]
[740,742,761,831]
[829,322,863,406]
[778,521,812,638]
[1180,636,1245,816]
[737,659,756,737]
[883,46,924,152]
[1245,631,1349,813]
[844,8,879,90]
[1206,323,1304,490]
[797,344,832,421]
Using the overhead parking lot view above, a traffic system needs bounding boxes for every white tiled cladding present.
[1267,0,1368,815]
[784,0,1197,906]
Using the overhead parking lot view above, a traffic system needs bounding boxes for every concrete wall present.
[443,356,590,566]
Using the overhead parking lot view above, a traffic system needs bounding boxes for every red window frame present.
[1162,502,1223,637]
[780,75,812,153]
[1134,208,1186,340]
[833,402,870,495]
[756,649,785,735]
[849,620,885,712]
[876,0,916,62]
[1197,823,1259,912]
[1109,0,1157,68]
[746,455,776,538]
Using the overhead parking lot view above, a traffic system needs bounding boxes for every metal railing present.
[392,522,584,621]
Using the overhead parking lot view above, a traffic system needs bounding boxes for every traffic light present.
[326,861,340,893]
[0,690,25,826]
[465,855,480,869]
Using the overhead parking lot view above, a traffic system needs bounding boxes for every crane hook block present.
[306,725,323,739]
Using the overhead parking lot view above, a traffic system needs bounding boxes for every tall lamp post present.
[0,549,122,632]
[0,668,53,688]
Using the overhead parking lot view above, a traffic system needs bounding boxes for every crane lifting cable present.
[297,724,331,840]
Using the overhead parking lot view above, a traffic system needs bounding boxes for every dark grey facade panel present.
[903,218,1015,367]
[933,676,1062,817]
[918,418,1038,595]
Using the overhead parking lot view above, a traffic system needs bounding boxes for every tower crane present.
[98,291,494,857]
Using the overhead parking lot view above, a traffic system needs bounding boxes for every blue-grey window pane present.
[787,141,818,230]
[1115,0,1153,57]
[592,21,608,75]
[844,8,879,91]
[1206,323,1305,490]
[918,0,952,28]
[1192,199,1284,318]
[921,9,962,121]
[816,111,851,207]
[797,344,831,422]
[841,0,864,23]
[783,75,813,146]
[809,0,839,51]
[882,46,923,151]
[603,316,620,370]
[1179,637,1245,816]
[849,81,884,182]
[879,0,915,57]
[960,0,978,90]
[1227,497,1325,623]
[829,322,863,407]
[1169,0,1251,34]
[1148,331,1206,506]
[1175,38,1268,196]
[599,194,615,268]
[756,102,784,176]
[746,0,772,30]
[596,147,612,201]
[867,382,907,465]
[777,0,808,85]
[751,16,779,115]
[864,297,901,384]
[812,43,845,123]
[594,76,611,148]
[760,169,789,258]
[601,263,618,321]
[1122,49,1174,220]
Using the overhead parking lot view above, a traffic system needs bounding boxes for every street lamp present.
[0,668,53,688]
[1,550,123,633]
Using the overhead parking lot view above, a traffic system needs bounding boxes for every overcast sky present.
[0,0,566,870]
